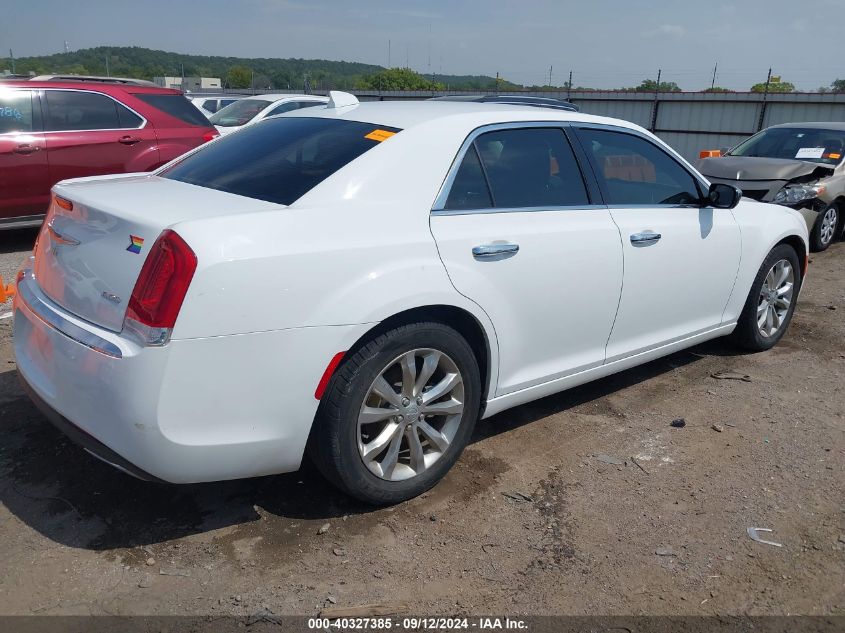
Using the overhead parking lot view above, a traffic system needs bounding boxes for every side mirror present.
[707,182,742,209]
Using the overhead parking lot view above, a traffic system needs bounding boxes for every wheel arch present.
[775,234,808,277]
[339,304,496,408]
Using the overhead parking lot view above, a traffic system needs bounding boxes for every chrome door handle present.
[472,243,520,258]
[630,231,661,245]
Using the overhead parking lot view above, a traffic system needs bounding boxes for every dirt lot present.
[0,232,842,618]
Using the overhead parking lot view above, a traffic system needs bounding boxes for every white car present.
[187,95,245,118]
[208,93,328,135]
[14,92,809,504]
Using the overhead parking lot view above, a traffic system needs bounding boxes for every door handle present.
[472,243,520,258]
[13,143,40,155]
[630,231,661,245]
[118,136,142,145]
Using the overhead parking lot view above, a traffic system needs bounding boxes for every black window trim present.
[431,121,603,216]
[40,87,147,133]
[569,123,709,209]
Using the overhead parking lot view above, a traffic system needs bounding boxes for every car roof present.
[242,93,329,102]
[769,122,845,131]
[0,79,180,94]
[281,99,639,134]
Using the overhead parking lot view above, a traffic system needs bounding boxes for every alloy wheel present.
[357,349,465,481]
[756,259,794,338]
[820,206,838,246]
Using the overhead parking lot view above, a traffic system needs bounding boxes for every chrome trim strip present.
[0,87,148,135]
[17,270,123,359]
[0,214,45,230]
[432,204,606,217]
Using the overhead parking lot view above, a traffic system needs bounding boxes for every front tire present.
[309,322,481,505]
[731,244,801,351]
[809,204,839,252]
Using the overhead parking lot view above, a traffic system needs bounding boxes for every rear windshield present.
[161,117,401,205]
[133,94,211,127]
[730,127,845,166]
[208,99,271,127]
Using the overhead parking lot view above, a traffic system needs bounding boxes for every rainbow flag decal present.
[127,235,144,254]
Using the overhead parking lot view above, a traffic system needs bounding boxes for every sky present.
[2,0,844,91]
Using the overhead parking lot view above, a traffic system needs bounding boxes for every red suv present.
[0,79,218,229]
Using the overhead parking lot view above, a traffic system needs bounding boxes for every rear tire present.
[309,321,481,505]
[809,204,839,252]
[731,244,801,351]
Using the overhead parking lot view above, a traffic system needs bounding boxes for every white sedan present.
[208,93,328,135]
[14,92,809,504]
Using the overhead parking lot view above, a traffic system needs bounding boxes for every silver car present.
[699,122,845,251]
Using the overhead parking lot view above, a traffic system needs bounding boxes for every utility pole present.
[64,40,69,54]
[105,54,110,77]
[548,65,553,87]
[711,62,718,90]
[388,39,391,68]
[568,69,573,99]
[406,44,409,69]
[9,49,15,74]
[650,69,662,132]
[757,67,772,131]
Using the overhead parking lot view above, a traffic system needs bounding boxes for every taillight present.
[202,130,218,143]
[123,230,197,346]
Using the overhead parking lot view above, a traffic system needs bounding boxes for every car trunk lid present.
[34,173,282,332]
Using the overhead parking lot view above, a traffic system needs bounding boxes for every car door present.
[43,89,159,183]
[0,88,50,224]
[430,125,624,395]
[573,125,741,362]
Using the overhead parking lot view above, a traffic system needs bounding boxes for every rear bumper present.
[13,271,371,483]
[19,374,165,483]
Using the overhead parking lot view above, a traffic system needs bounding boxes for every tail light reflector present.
[123,230,197,346]
[699,149,722,159]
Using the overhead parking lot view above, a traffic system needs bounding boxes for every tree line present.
[1,47,843,94]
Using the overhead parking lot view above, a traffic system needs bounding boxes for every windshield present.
[730,127,845,165]
[208,99,271,127]
[162,117,401,205]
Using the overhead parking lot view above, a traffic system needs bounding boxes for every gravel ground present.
[0,229,842,617]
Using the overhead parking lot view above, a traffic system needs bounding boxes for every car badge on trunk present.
[127,235,145,254]
[101,291,122,304]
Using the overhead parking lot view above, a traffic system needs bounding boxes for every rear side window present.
[44,90,122,131]
[445,146,492,210]
[134,94,211,127]
[162,117,401,205]
[444,127,589,210]
[0,90,34,134]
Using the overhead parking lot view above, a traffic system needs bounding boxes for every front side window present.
[0,90,34,134]
[444,127,589,210]
[265,101,299,118]
[208,99,271,127]
[578,128,701,206]
[44,90,122,131]
[162,117,401,205]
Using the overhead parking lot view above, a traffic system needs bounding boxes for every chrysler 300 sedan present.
[14,92,809,504]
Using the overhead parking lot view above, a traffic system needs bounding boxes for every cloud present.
[644,24,687,38]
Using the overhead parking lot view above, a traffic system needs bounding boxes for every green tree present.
[702,86,733,93]
[226,65,252,89]
[750,76,794,93]
[830,79,845,93]
[630,79,682,92]
[358,67,444,91]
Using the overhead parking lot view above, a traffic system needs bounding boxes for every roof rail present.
[29,75,159,87]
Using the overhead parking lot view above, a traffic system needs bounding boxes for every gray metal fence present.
[213,87,845,162]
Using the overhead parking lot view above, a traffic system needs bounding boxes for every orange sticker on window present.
[365,129,396,142]
[826,152,841,160]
